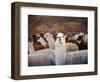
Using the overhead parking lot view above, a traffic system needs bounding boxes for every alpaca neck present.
[55,40,66,65]
[47,37,55,49]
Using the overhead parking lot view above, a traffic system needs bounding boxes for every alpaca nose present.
[59,38,61,41]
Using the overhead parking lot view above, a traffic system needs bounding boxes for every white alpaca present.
[55,33,66,65]
[28,48,55,66]
[37,35,47,47]
[55,33,79,65]
[44,32,55,49]
[28,41,35,55]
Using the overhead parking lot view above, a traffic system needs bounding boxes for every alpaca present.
[79,32,84,36]
[55,32,79,65]
[32,34,49,51]
[74,32,84,41]
[44,32,55,49]
[66,43,79,52]
[28,41,35,55]
[66,33,75,41]
[74,34,79,40]
[77,34,88,50]
[65,50,88,64]
[73,33,88,50]
[55,33,66,65]
[37,34,47,47]
[83,34,88,43]
[65,32,78,45]
[28,48,55,66]
[65,33,79,52]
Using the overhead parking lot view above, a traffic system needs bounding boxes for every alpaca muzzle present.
[59,38,62,44]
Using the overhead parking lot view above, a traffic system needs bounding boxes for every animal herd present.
[28,32,88,66]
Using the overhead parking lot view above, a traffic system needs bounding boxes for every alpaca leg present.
[55,54,66,65]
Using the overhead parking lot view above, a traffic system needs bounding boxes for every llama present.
[55,33,66,65]
[44,32,55,49]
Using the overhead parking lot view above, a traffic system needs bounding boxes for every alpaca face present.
[44,33,53,41]
[37,37,45,43]
[56,33,65,44]
[74,34,79,40]
[74,32,84,40]
[37,35,47,47]
[44,32,55,49]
